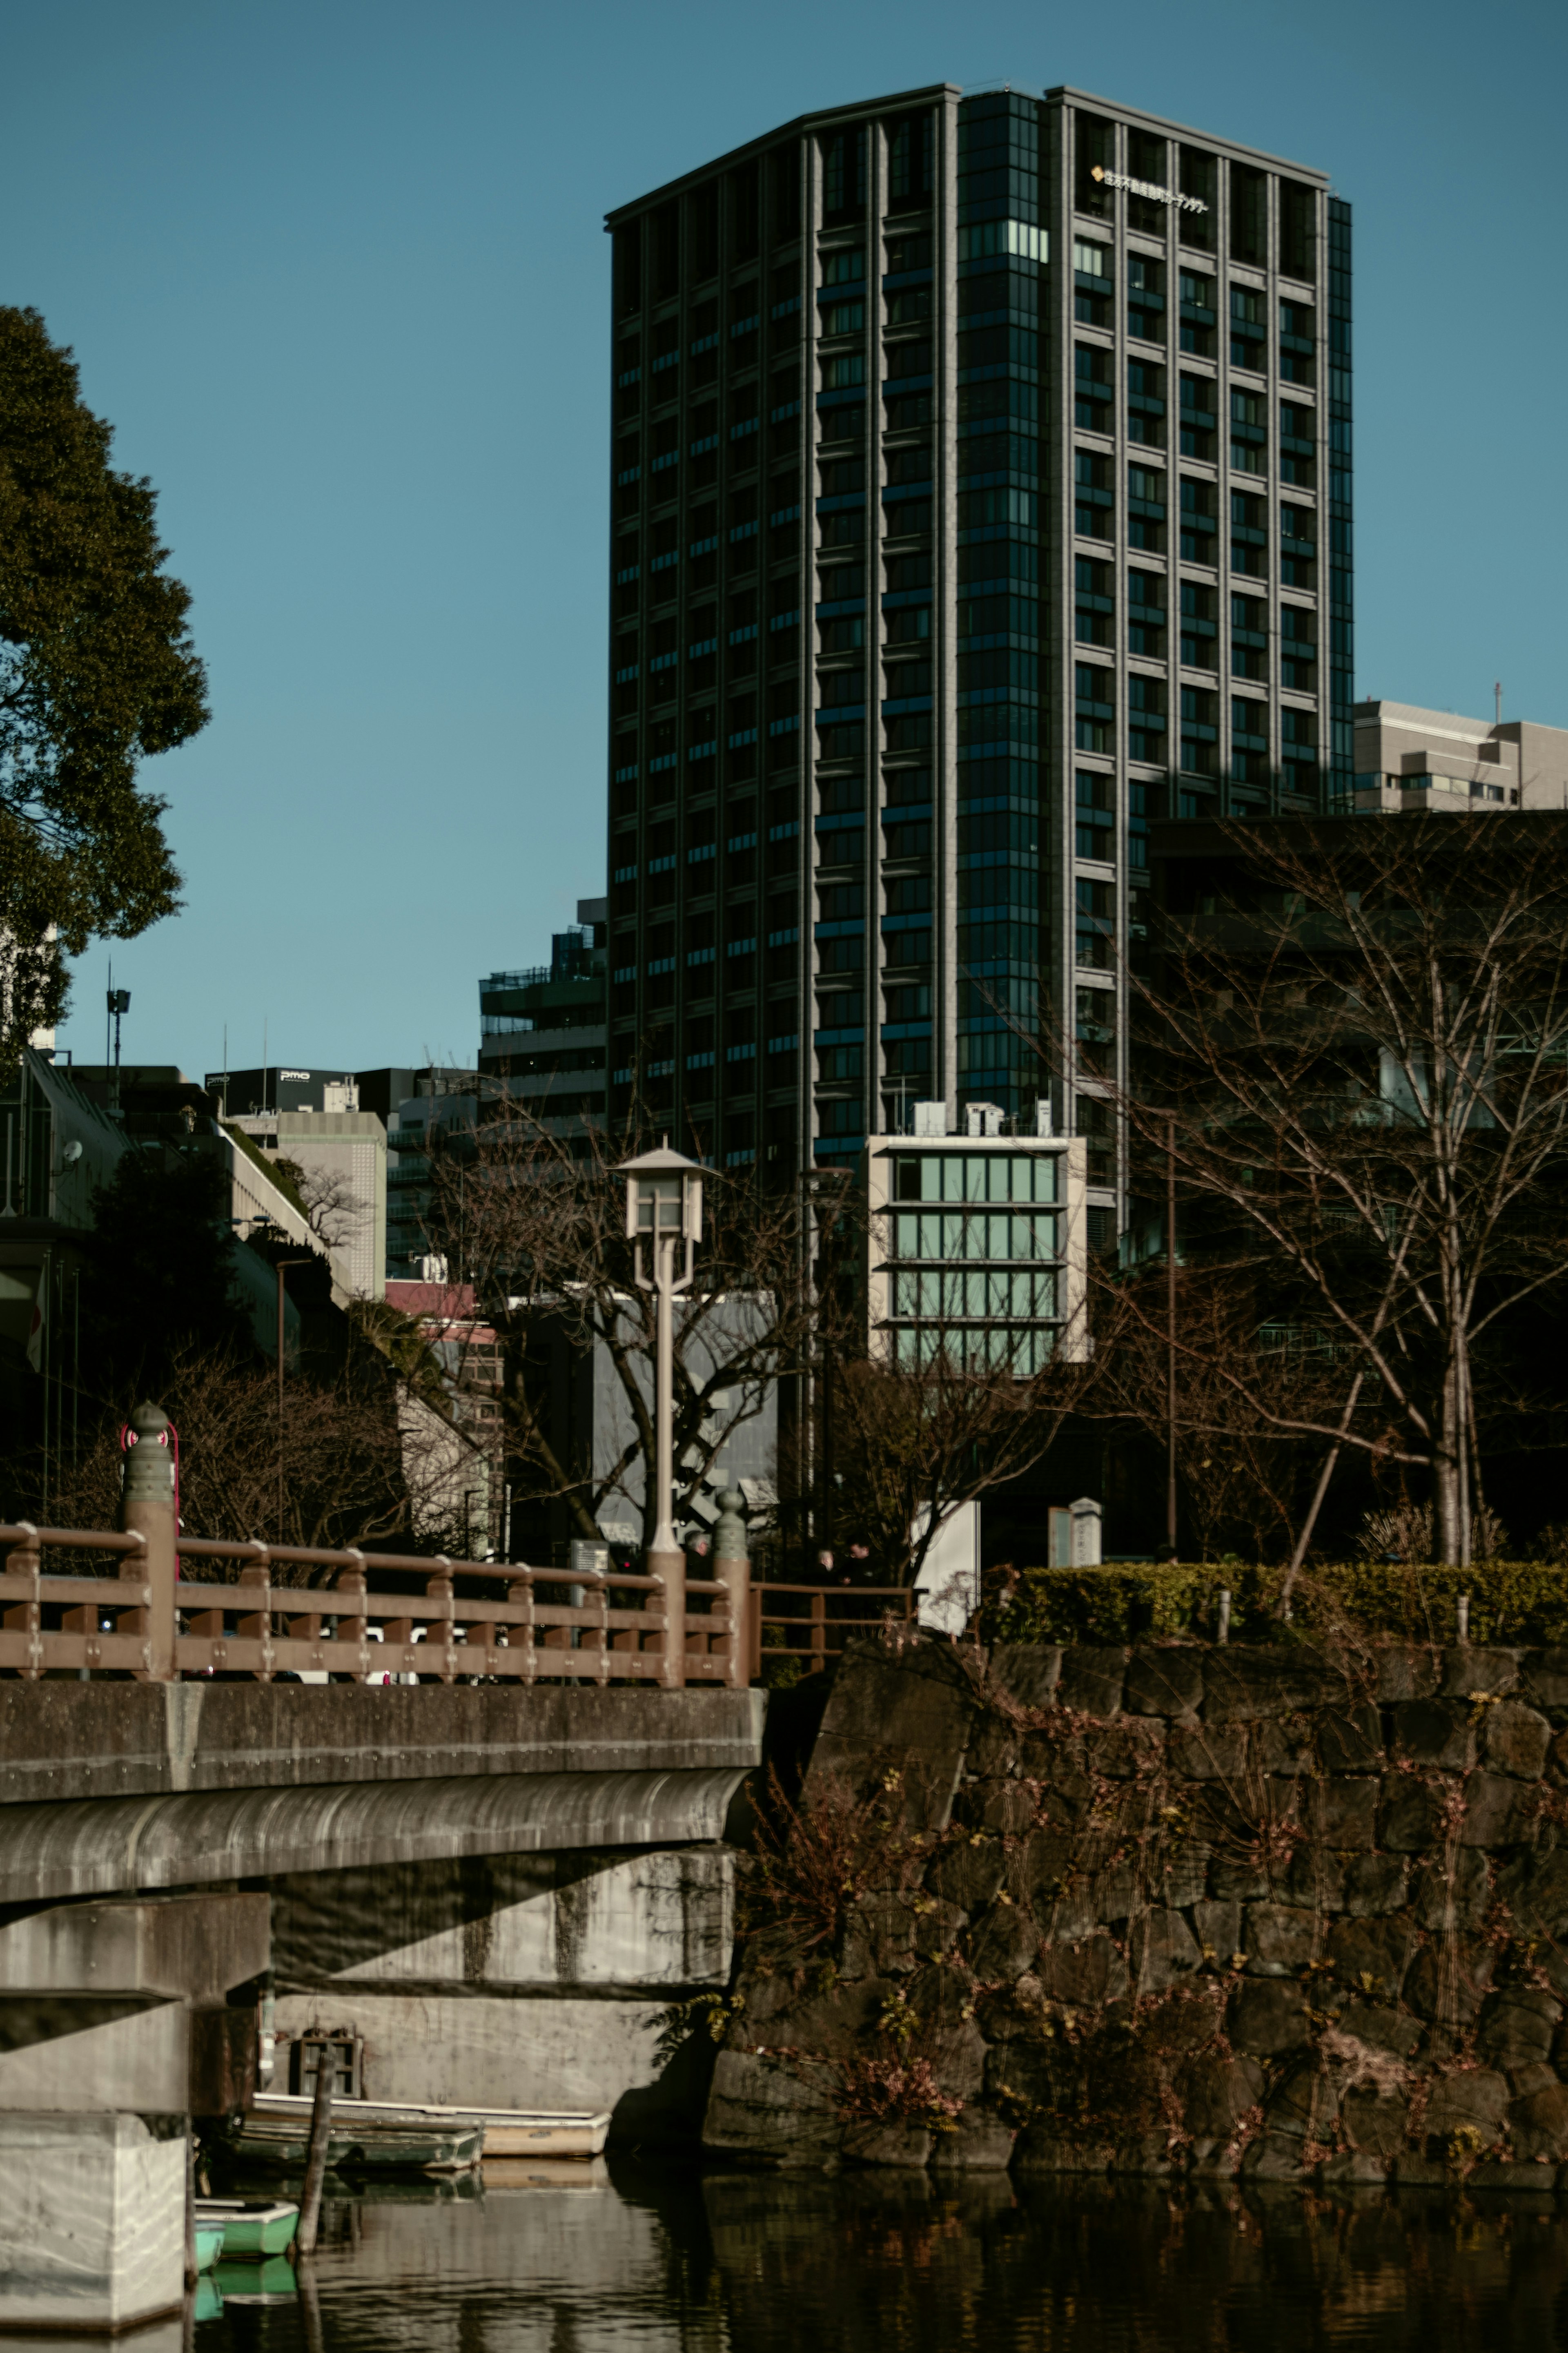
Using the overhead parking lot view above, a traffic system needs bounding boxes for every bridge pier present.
[272,1844,736,2127]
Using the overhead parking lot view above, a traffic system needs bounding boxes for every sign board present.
[911,1501,980,1635]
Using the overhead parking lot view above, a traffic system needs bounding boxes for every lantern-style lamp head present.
[619,1144,703,1294]
[619,1143,703,1244]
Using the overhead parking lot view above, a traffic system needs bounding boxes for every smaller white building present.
[1353,700,1568,814]
[863,1111,1089,1374]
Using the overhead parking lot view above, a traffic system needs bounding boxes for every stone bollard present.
[120,1402,177,1682]
[712,1487,752,1689]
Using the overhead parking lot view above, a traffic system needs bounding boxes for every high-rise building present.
[605,85,1351,1232]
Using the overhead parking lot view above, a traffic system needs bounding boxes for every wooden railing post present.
[811,1589,825,1679]
[426,1566,456,1684]
[335,1560,370,1681]
[3,1523,42,1682]
[120,1401,177,1681]
[711,1487,751,1691]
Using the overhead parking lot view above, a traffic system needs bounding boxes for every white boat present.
[249,2092,611,2161]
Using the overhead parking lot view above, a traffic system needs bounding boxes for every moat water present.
[189,2161,1568,2351]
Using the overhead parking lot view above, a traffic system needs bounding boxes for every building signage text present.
[1090,163,1208,216]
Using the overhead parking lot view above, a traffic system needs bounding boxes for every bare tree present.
[40,1340,440,1579]
[1017,814,1568,1568]
[421,1108,848,1553]
[276,1157,367,1260]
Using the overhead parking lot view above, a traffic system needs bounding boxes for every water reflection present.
[187,2163,1568,2351]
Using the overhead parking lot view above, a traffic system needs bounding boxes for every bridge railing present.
[751,1581,916,1680]
[0,1524,745,1690]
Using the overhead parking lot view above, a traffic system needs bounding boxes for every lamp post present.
[618,1144,703,1690]
[273,1258,312,1543]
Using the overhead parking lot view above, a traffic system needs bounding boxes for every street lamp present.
[619,1143,703,1686]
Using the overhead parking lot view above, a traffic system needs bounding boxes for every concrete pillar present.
[121,1401,177,1682]
[0,2113,185,2332]
[712,1487,752,1689]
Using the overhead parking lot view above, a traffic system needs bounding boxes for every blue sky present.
[2,0,1563,1079]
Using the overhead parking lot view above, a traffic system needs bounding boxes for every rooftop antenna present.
[1495,680,1503,726]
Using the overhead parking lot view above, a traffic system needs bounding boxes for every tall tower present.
[604,87,1350,1239]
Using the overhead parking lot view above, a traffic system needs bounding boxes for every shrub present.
[980,1561,1568,1648]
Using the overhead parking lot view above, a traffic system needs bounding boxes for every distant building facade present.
[863,1111,1088,1372]
[1354,700,1568,814]
[479,897,608,1149]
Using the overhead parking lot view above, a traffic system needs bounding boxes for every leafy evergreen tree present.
[0,308,208,1064]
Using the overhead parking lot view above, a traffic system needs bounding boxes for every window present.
[1230,163,1265,267]
[1232,590,1267,682]
[819,615,864,653]
[1179,374,1216,458]
[822,299,864,337]
[1127,254,1164,344]
[1178,269,1216,356]
[885,229,933,274]
[822,128,867,221]
[1077,985,1116,1076]
[1073,239,1111,279]
[1074,343,1113,428]
[1232,696,1267,743]
[1076,553,1112,649]
[1177,147,1215,247]
[1128,674,1166,764]
[1279,180,1316,282]
[1127,781,1152,874]
[1231,489,1267,576]
[886,286,932,326]
[1230,284,1267,371]
[1280,603,1316,689]
[1181,685,1218,776]
[1074,447,1113,539]
[1179,580,1217,669]
[1280,503,1316,587]
[1279,299,1316,376]
[821,353,865,391]
[1127,570,1165,658]
[1127,463,1165,552]
[1076,877,1114,968]
[1076,770,1114,861]
[1076,111,1113,218]
[1179,476,1217,562]
[1075,664,1113,758]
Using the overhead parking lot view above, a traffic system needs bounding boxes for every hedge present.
[980,1561,1568,1649]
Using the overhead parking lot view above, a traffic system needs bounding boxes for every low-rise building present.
[863,1108,1089,1373]
[1354,700,1568,813]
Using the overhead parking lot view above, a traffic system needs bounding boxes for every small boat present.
[193,2218,227,2272]
[479,2112,611,2160]
[195,2197,299,2257]
[241,2092,609,2166]
[231,2098,481,2176]
[215,2255,298,2305]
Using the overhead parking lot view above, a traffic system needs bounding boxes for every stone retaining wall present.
[704,1635,1568,2185]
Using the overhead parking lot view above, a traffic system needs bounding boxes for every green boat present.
[215,2255,297,2304]
[194,2219,226,2273]
[229,2104,483,2176]
[195,2197,299,2257]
